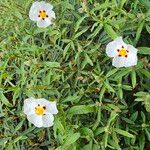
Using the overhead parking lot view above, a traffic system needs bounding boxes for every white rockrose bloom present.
[106,37,138,68]
[29,1,56,28]
[23,97,58,127]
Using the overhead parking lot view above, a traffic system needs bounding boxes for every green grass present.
[0,0,150,149]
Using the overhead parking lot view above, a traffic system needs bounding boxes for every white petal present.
[127,44,138,54]
[36,98,51,106]
[35,1,55,19]
[23,97,37,116]
[124,53,137,67]
[46,101,58,115]
[41,2,55,19]
[37,18,52,28]
[27,114,43,127]
[42,113,54,127]
[112,53,137,68]
[121,44,138,67]
[47,10,56,19]
[39,1,53,10]
[29,2,41,21]
[36,98,58,115]
[112,56,126,68]
[106,37,125,57]
[106,42,117,57]
[114,37,124,45]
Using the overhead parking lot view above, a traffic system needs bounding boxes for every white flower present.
[106,37,138,68]
[23,97,58,127]
[29,1,56,28]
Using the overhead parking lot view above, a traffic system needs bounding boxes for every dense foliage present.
[0,0,150,149]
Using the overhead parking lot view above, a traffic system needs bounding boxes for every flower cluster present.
[29,1,138,68]
[23,1,139,128]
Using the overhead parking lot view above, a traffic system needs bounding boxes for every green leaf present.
[113,69,130,80]
[85,54,93,66]
[103,132,109,148]
[139,133,145,150]
[114,128,134,138]
[141,111,146,122]
[67,105,95,116]
[146,25,150,34]
[74,27,89,39]
[144,95,150,112]
[13,120,25,135]
[62,94,81,103]
[14,10,23,20]
[61,1,74,10]
[138,47,150,55]
[75,15,87,32]
[43,62,60,68]
[145,129,150,141]
[63,42,71,58]
[107,111,118,126]
[107,104,121,112]
[140,69,150,77]
[80,127,94,137]
[87,24,103,39]
[131,71,136,88]
[95,127,105,136]
[22,127,36,135]
[104,81,115,92]
[119,0,127,8]
[134,21,145,45]
[112,131,121,150]
[99,86,106,102]
[134,92,148,97]
[130,111,138,122]
[13,136,27,143]
[121,117,135,125]
[139,0,150,9]
[105,68,118,78]
[81,54,93,69]
[104,24,118,39]
[53,118,65,137]
[0,91,12,107]
[63,133,80,147]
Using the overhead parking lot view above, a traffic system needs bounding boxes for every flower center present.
[117,46,128,57]
[35,104,46,115]
[38,10,49,20]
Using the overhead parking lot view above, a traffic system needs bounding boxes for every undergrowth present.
[0,0,150,149]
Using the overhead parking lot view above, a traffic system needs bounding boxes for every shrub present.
[0,0,150,149]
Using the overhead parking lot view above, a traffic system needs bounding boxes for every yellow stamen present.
[38,10,48,19]
[35,105,46,115]
[118,46,128,57]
